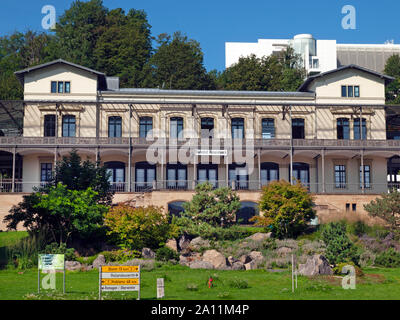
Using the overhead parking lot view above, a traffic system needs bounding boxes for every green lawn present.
[0,231,29,247]
[1,264,400,300]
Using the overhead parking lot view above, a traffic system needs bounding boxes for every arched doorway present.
[168,201,186,218]
[388,156,400,189]
[236,201,259,225]
[0,151,23,192]
[105,161,125,192]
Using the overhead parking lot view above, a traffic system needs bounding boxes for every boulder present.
[244,260,258,270]
[245,232,272,242]
[178,234,192,251]
[227,256,237,266]
[298,254,333,276]
[142,248,155,259]
[179,252,201,266]
[231,261,245,270]
[249,251,263,262]
[189,261,214,270]
[92,254,105,269]
[165,239,178,252]
[276,247,293,256]
[65,261,82,271]
[239,254,252,264]
[202,250,227,270]
[189,237,211,250]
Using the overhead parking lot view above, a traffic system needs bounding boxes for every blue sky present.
[0,0,399,71]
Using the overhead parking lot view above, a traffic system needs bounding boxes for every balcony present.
[1,137,400,150]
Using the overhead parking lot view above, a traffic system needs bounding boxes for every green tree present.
[53,150,113,205]
[364,190,400,236]
[52,0,108,69]
[384,54,400,104]
[251,180,315,238]
[181,182,241,228]
[93,8,153,88]
[4,183,107,245]
[104,204,178,250]
[219,47,305,91]
[143,32,215,90]
[321,222,360,266]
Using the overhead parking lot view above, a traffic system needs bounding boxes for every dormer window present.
[341,85,359,98]
[51,81,71,94]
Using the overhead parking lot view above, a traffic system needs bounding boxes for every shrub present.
[186,283,198,291]
[251,180,315,239]
[101,249,140,263]
[104,204,179,250]
[42,242,76,261]
[321,222,360,266]
[226,278,249,289]
[155,247,179,262]
[333,262,364,277]
[375,248,400,267]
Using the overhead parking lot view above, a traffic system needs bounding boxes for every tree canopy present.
[384,54,400,104]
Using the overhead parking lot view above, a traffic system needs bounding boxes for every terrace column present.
[289,106,293,185]
[128,104,132,192]
[11,146,16,193]
[257,148,261,189]
[361,149,365,194]
[321,148,326,193]
[193,154,197,190]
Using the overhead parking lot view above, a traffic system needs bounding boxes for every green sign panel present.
[38,254,64,270]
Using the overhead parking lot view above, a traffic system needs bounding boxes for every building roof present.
[298,64,395,92]
[14,59,107,89]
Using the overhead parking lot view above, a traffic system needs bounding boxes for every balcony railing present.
[2,180,400,195]
[2,137,400,149]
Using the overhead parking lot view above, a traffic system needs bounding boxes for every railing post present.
[322,148,325,193]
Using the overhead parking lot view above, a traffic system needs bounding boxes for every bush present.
[375,248,400,267]
[251,180,315,239]
[101,249,140,263]
[333,262,364,277]
[321,222,360,266]
[42,242,76,261]
[104,204,179,250]
[155,247,179,262]
[226,278,249,289]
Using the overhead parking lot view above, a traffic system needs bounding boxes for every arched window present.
[170,117,183,139]
[197,163,218,188]
[229,163,248,190]
[167,163,187,189]
[200,117,214,138]
[105,161,125,192]
[135,161,156,192]
[168,201,186,218]
[236,201,259,225]
[139,117,153,138]
[291,162,310,187]
[261,162,279,186]
[388,156,400,189]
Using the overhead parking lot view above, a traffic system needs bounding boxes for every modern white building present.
[226,34,400,75]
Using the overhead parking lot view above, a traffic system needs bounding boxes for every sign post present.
[38,254,65,294]
[157,278,165,299]
[99,265,141,300]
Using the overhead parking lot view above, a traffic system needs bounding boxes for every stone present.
[142,248,156,259]
[245,232,272,242]
[189,261,214,270]
[244,260,258,270]
[231,261,245,270]
[178,234,192,251]
[227,256,237,266]
[165,239,178,252]
[92,254,105,269]
[189,237,211,250]
[179,252,201,266]
[249,251,263,262]
[65,261,82,271]
[298,254,333,276]
[239,254,252,264]
[202,250,227,270]
[276,247,293,256]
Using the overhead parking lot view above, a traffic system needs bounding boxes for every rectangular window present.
[232,118,245,139]
[108,116,122,138]
[347,86,354,98]
[354,118,367,140]
[292,118,305,139]
[58,81,64,93]
[337,118,350,140]
[62,115,76,137]
[201,118,214,138]
[334,165,346,189]
[262,118,275,139]
[170,117,183,139]
[44,114,56,137]
[341,86,347,97]
[139,117,153,138]
[64,82,71,93]
[360,165,371,189]
[51,81,57,93]
[354,86,360,97]
[40,163,53,182]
